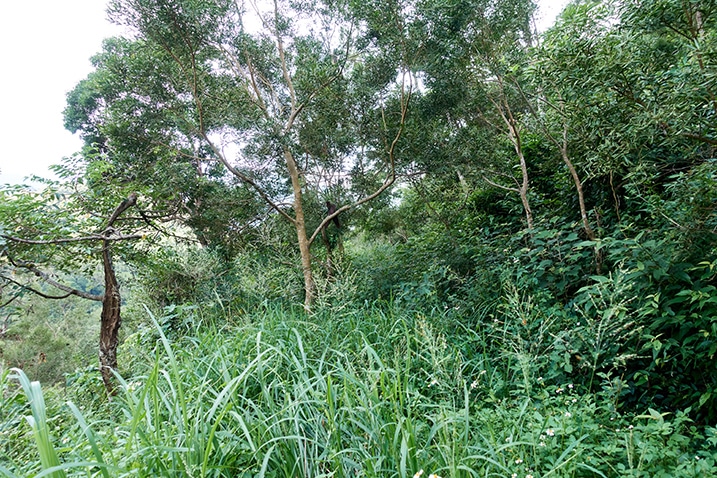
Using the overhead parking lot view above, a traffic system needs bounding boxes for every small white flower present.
[526,474,534,478]
[565,412,572,417]
[568,383,573,389]
[556,387,564,394]
[515,458,523,464]
[539,441,546,447]
[429,379,439,387]
[546,429,555,436]
[471,380,479,389]
[428,474,442,478]
[512,474,518,478]
[413,470,424,478]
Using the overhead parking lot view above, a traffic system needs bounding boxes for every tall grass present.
[2,302,715,477]
[9,368,64,478]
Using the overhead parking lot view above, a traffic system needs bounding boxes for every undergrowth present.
[1,300,716,477]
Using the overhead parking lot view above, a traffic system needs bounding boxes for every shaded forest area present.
[2,0,717,476]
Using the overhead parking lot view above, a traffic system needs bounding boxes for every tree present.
[400,0,538,229]
[65,0,416,309]
[533,0,717,226]
[1,185,146,393]
[528,0,717,421]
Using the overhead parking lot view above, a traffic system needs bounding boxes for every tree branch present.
[1,275,74,300]
[106,192,138,228]
[283,26,354,135]
[199,131,298,225]
[2,263,103,302]
[482,175,520,193]
[308,76,413,246]
[683,132,717,145]
[1,233,144,245]
[0,292,21,308]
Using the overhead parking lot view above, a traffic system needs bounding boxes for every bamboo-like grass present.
[3,302,697,477]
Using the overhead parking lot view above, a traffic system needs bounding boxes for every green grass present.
[1,301,716,477]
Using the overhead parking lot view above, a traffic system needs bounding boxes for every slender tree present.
[403,0,538,229]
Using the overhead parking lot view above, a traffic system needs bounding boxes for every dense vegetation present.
[2,0,717,476]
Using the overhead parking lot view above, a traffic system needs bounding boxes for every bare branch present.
[284,26,354,134]
[273,0,297,111]
[683,132,717,145]
[1,275,74,300]
[3,263,103,302]
[482,175,520,193]
[308,76,413,246]
[199,131,298,225]
[0,292,21,308]
[106,193,138,228]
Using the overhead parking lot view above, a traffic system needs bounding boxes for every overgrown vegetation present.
[3,0,717,475]
[3,300,716,477]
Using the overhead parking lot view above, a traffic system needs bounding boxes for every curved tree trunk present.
[491,85,534,230]
[507,116,534,230]
[562,149,595,241]
[517,145,533,230]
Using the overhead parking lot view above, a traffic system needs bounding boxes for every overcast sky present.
[0,0,570,186]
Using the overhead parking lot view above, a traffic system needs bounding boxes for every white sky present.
[0,0,570,186]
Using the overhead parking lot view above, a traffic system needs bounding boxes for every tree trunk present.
[506,115,533,230]
[284,148,315,309]
[552,122,595,241]
[496,90,533,230]
[99,239,121,394]
[562,148,595,240]
[321,227,334,280]
[99,193,137,394]
[517,147,533,230]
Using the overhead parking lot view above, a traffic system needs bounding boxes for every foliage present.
[0,294,101,385]
[2,303,716,476]
[4,0,717,474]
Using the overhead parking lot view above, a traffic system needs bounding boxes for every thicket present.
[3,295,717,477]
[3,0,717,475]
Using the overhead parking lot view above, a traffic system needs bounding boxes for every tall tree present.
[403,0,538,229]
[66,0,415,308]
